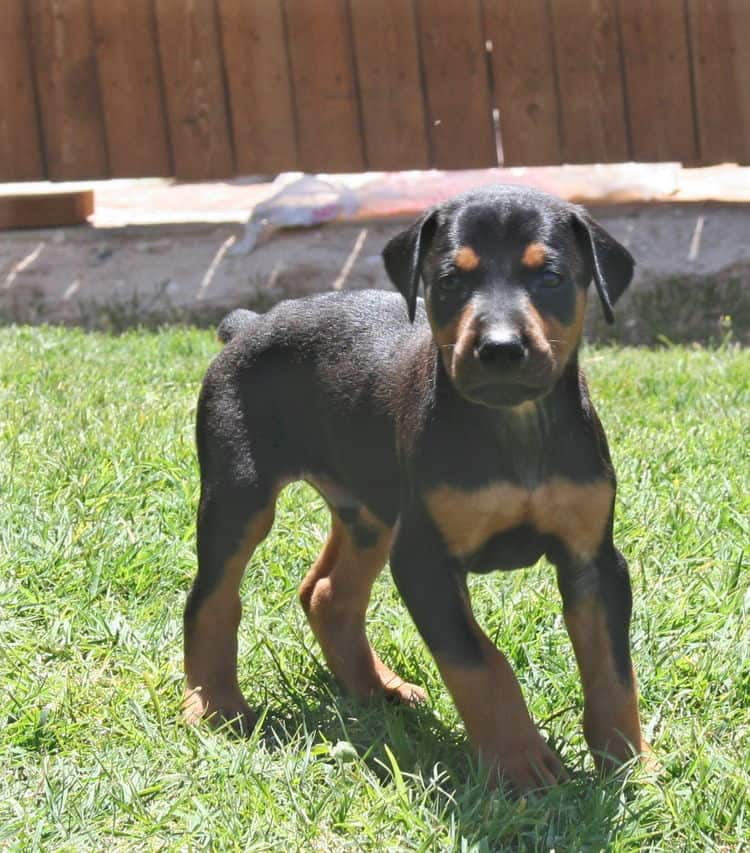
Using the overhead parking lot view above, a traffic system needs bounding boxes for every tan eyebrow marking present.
[521,242,547,268]
[454,246,480,271]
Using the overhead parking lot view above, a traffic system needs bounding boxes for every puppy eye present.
[540,270,562,287]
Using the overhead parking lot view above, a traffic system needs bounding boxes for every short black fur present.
[185,185,645,788]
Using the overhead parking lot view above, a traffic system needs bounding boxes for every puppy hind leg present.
[183,482,277,732]
[299,510,426,704]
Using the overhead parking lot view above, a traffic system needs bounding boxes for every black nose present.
[475,333,528,365]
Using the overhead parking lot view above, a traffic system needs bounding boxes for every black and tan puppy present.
[184,186,651,791]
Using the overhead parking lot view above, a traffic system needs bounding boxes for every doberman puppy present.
[184,185,651,792]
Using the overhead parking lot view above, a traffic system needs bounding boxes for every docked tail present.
[216,309,259,343]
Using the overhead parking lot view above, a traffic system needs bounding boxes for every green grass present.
[1,326,748,851]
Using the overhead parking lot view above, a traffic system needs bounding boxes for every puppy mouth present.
[458,380,547,408]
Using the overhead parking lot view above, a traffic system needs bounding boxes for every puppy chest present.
[424,478,613,564]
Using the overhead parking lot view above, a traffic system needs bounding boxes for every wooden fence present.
[2,0,750,182]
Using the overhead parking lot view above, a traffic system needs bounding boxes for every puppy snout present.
[475,332,528,366]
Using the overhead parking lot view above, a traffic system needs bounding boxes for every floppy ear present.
[382,210,438,322]
[573,212,635,325]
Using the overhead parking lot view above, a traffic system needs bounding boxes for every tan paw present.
[639,740,663,777]
[380,676,428,705]
[182,686,257,735]
[590,731,658,776]
[488,735,569,793]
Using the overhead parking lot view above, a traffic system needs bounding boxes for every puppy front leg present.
[391,513,566,792]
[555,545,649,771]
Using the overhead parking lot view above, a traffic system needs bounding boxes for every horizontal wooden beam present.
[0,189,94,229]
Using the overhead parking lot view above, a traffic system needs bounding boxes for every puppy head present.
[382,186,633,408]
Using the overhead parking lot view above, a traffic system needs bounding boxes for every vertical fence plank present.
[482,0,561,166]
[618,0,697,163]
[284,0,364,173]
[688,0,750,164]
[727,0,750,165]
[91,0,171,178]
[548,0,628,164]
[11,0,750,180]
[28,0,109,180]
[154,0,233,179]
[217,0,297,174]
[0,0,45,180]
[349,0,429,170]
[415,0,496,169]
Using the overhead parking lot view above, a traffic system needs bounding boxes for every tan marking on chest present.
[425,478,614,559]
[425,482,527,556]
[454,246,480,271]
[521,242,547,268]
[531,479,613,556]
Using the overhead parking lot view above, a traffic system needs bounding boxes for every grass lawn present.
[1,326,748,851]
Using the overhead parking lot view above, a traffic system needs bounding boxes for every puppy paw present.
[182,686,257,736]
[639,740,663,777]
[382,677,427,705]
[488,735,568,793]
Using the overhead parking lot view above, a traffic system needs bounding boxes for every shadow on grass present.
[248,664,640,849]
[258,663,472,781]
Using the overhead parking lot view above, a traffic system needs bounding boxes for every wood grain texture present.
[548,0,629,164]
[285,0,365,173]
[349,0,429,170]
[91,0,171,177]
[0,190,94,229]
[618,0,697,163]
[482,0,561,166]
[217,0,297,173]
[728,0,750,165]
[154,0,234,179]
[415,0,497,169]
[0,0,45,180]
[27,0,109,179]
[9,0,750,179]
[687,0,750,164]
